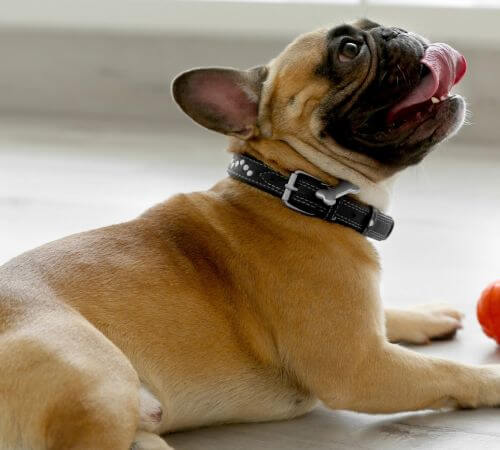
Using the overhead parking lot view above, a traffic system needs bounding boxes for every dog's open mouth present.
[322,36,468,167]
[387,43,467,127]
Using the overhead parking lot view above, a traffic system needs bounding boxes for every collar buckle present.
[282,171,360,215]
[281,170,317,216]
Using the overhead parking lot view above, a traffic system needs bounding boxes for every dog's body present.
[0,20,496,450]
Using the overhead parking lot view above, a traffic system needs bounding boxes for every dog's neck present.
[228,138,394,212]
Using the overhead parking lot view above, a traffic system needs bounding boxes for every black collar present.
[227,154,394,241]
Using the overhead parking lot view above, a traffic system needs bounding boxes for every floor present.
[1,115,500,449]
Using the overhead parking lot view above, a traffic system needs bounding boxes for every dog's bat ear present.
[172,66,268,139]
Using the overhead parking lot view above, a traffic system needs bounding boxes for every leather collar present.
[227,154,394,241]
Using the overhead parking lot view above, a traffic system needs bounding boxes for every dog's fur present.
[0,20,496,450]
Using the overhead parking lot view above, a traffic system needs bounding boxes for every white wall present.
[1,1,499,144]
[1,0,500,46]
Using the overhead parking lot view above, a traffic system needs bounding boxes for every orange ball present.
[477,280,500,344]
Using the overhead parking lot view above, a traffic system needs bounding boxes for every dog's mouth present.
[325,39,468,168]
[386,43,467,127]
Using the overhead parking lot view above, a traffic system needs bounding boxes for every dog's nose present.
[380,27,406,41]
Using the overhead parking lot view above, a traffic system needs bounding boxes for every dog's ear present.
[172,66,267,139]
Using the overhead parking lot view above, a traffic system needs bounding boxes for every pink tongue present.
[387,43,467,123]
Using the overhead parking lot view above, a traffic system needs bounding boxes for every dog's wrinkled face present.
[317,19,466,168]
[173,19,466,178]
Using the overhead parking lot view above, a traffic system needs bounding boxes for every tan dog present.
[0,19,493,450]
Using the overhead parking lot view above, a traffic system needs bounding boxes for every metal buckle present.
[315,180,360,206]
[281,170,316,216]
[282,171,360,215]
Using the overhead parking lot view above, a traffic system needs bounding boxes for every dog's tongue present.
[388,43,467,123]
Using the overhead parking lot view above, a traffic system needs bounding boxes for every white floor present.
[1,116,500,449]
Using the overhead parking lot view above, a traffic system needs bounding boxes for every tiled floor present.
[1,116,500,449]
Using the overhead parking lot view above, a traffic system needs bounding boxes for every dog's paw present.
[387,304,464,345]
[131,431,174,450]
[407,303,464,344]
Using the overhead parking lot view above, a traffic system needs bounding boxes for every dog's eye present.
[339,41,361,61]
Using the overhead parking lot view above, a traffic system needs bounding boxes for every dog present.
[1,18,494,450]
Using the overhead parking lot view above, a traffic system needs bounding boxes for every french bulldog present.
[2,19,493,450]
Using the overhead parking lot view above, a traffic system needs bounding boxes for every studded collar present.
[227,154,394,241]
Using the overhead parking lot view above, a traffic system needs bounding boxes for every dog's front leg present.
[385,305,463,344]
[321,342,500,413]
[280,283,498,414]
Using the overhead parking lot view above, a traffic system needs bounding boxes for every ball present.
[477,280,500,344]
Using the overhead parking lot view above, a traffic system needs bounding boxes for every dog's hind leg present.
[0,302,141,450]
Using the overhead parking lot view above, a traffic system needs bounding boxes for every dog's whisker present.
[396,64,409,86]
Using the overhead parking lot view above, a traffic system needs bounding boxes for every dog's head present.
[173,20,466,181]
